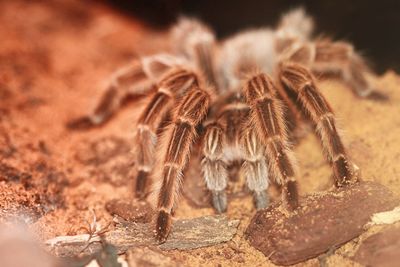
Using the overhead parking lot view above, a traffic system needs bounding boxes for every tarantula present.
[69,8,379,241]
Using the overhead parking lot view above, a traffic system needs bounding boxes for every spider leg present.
[67,54,183,130]
[66,61,152,129]
[134,68,198,199]
[279,62,356,187]
[201,122,229,213]
[171,17,218,87]
[241,127,269,209]
[313,40,376,98]
[154,82,210,241]
[194,40,218,87]
[243,73,299,210]
[285,39,382,99]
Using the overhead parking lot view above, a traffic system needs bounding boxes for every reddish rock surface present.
[353,225,400,267]
[246,181,400,266]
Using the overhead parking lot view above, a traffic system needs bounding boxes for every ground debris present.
[0,162,31,183]
[0,160,68,222]
[46,215,240,257]
[246,181,400,266]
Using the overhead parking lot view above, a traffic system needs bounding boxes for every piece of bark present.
[105,199,153,223]
[246,181,400,266]
[353,226,400,267]
[46,215,239,257]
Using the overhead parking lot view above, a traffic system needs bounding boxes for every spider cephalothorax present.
[69,8,379,241]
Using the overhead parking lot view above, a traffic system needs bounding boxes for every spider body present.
[68,8,379,241]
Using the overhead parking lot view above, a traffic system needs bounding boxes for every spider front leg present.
[244,73,299,209]
[279,62,356,186]
[154,83,210,241]
[134,68,197,198]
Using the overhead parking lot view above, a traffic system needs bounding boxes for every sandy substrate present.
[1,1,400,266]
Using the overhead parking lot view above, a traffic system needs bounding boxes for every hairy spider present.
[68,8,380,241]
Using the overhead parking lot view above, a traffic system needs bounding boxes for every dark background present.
[107,0,400,74]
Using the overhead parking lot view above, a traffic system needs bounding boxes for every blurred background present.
[106,0,400,74]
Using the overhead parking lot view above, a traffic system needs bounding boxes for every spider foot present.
[333,156,358,187]
[211,190,227,213]
[333,160,361,188]
[155,210,172,243]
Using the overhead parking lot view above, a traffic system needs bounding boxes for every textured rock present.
[246,181,400,266]
[353,225,400,267]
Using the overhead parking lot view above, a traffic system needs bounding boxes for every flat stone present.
[245,181,400,266]
[353,225,400,267]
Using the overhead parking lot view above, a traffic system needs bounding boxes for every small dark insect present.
[69,8,382,241]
